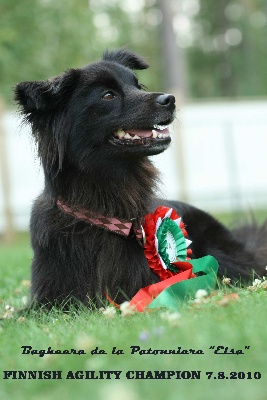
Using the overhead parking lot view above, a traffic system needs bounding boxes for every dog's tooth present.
[158,133,163,138]
[124,133,131,140]
[116,129,125,138]
[153,124,169,131]
[132,135,141,140]
[152,130,158,138]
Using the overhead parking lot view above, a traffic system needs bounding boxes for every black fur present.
[15,49,267,308]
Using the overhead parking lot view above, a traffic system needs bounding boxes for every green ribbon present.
[148,255,219,310]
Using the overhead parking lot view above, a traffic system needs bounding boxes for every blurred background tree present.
[187,0,267,98]
[0,0,267,104]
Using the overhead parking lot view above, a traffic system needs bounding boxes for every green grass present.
[0,226,266,400]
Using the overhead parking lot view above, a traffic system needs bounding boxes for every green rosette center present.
[156,218,188,272]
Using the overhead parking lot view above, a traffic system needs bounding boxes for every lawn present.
[0,219,266,400]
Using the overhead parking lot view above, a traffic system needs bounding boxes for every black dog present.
[15,49,267,308]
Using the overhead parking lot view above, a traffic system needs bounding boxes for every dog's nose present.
[156,94,175,108]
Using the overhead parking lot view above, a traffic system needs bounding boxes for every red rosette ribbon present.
[143,206,193,280]
[106,207,218,312]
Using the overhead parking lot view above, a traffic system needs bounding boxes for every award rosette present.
[128,207,219,312]
[142,206,193,280]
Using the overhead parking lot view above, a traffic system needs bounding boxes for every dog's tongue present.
[126,127,169,137]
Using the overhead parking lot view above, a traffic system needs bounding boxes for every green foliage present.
[0,0,267,103]
[188,0,267,98]
[0,0,161,104]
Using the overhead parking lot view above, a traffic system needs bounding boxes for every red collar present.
[57,199,145,245]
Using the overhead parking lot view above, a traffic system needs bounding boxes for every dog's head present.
[15,49,175,175]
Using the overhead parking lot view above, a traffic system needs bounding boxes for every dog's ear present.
[14,69,80,115]
[102,49,149,70]
[14,69,80,176]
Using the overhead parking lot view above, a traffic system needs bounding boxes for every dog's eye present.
[102,91,116,100]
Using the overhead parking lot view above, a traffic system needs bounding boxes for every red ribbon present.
[105,261,196,312]
[143,206,192,280]
[129,261,196,312]
[105,206,197,312]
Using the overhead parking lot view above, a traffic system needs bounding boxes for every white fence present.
[152,100,267,212]
[1,99,267,231]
